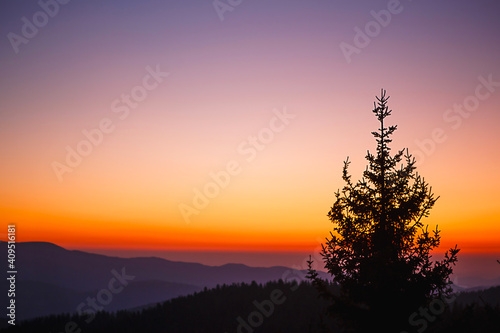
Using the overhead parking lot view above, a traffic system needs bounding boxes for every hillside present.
[0,241,324,320]
[2,282,500,333]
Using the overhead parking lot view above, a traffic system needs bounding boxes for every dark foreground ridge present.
[2,281,499,333]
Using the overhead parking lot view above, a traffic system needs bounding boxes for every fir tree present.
[308,90,459,332]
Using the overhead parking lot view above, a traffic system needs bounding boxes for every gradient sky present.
[1,0,499,278]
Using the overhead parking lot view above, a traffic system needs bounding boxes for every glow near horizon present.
[0,0,499,257]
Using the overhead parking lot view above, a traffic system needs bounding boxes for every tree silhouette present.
[308,90,459,332]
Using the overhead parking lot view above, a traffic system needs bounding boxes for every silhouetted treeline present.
[421,286,500,333]
[1,282,499,333]
[1,280,337,333]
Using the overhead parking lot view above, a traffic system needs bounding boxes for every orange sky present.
[1,0,499,261]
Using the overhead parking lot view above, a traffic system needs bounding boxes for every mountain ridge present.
[0,241,320,321]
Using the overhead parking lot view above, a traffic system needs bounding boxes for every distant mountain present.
[452,275,500,290]
[0,241,323,321]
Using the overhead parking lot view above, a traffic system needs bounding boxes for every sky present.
[1,0,499,283]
